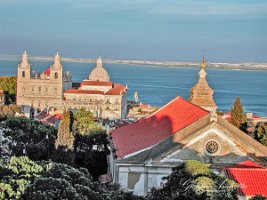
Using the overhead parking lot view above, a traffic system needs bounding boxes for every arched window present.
[55,72,58,79]
[22,88,25,93]
[22,71,25,78]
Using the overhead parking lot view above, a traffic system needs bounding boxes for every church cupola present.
[189,57,217,112]
[88,56,110,81]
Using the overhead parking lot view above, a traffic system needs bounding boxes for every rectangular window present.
[127,172,141,190]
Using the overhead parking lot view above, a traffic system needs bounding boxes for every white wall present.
[114,163,172,196]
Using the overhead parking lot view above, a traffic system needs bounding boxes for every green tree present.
[74,131,110,181]
[0,76,17,104]
[2,117,57,161]
[73,107,99,135]
[249,195,266,200]
[55,109,74,150]
[23,161,142,200]
[254,122,267,146]
[229,97,246,129]
[1,156,142,200]
[147,160,238,200]
[0,156,43,200]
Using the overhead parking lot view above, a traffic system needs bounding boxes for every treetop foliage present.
[185,160,211,176]
[55,109,74,150]
[0,156,43,199]
[73,107,100,135]
[0,76,17,104]
[254,122,267,146]
[2,116,57,161]
[0,76,16,95]
[148,160,238,200]
[229,97,246,129]
[0,156,143,200]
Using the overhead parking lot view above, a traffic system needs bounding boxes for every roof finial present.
[97,56,103,68]
[200,56,207,69]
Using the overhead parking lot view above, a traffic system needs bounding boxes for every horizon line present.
[0,54,267,65]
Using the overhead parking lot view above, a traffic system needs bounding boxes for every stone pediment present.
[152,120,267,166]
[119,115,267,167]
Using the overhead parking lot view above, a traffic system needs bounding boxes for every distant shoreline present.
[0,55,267,71]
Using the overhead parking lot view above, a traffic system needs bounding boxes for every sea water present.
[0,59,267,116]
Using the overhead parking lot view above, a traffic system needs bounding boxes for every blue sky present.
[0,0,266,62]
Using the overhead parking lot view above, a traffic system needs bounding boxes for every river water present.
[1,59,267,116]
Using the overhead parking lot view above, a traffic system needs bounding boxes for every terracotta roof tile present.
[106,84,126,95]
[64,89,104,95]
[80,80,112,87]
[43,67,50,76]
[225,161,267,197]
[35,111,49,120]
[111,97,209,158]
[46,114,62,123]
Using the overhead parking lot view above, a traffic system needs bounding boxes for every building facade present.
[64,57,128,120]
[110,58,267,196]
[16,52,127,119]
[16,51,72,117]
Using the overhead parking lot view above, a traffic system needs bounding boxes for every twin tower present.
[17,51,72,117]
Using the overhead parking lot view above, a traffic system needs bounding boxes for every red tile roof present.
[225,160,267,197]
[46,114,62,124]
[106,84,126,95]
[80,80,113,87]
[43,67,50,76]
[35,111,49,121]
[64,89,104,95]
[111,97,209,158]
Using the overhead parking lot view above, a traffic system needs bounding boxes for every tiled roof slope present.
[106,84,126,95]
[111,97,209,159]
[43,67,51,76]
[64,89,104,95]
[225,160,267,197]
[80,80,113,87]
[65,83,126,96]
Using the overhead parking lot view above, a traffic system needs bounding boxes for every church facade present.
[64,57,128,120]
[16,51,127,119]
[110,58,267,196]
[16,51,72,117]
